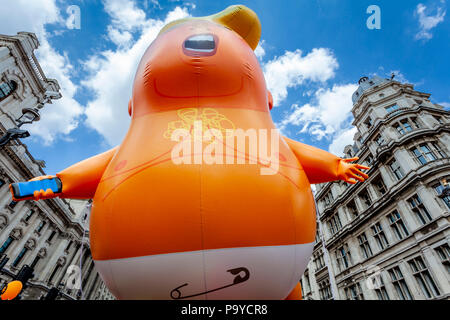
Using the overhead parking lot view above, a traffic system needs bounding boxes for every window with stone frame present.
[434,244,450,274]
[374,134,385,146]
[359,189,372,209]
[318,278,333,300]
[24,209,34,222]
[411,143,437,165]
[388,158,405,180]
[394,119,414,136]
[371,222,389,250]
[0,81,17,100]
[346,200,359,219]
[323,191,334,206]
[313,250,325,271]
[408,256,441,299]
[0,236,14,255]
[336,244,352,271]
[411,117,421,129]
[303,271,311,293]
[433,115,444,125]
[12,246,29,267]
[407,194,433,225]
[364,117,373,129]
[35,220,46,233]
[431,141,447,158]
[433,180,450,210]
[344,282,364,300]
[387,210,409,240]
[372,175,387,197]
[371,273,390,300]
[385,104,400,114]
[0,179,5,188]
[358,232,373,259]
[328,214,342,236]
[388,266,413,300]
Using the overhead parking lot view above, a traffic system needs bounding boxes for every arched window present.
[0,80,17,100]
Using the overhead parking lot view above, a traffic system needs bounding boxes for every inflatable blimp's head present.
[130,5,273,117]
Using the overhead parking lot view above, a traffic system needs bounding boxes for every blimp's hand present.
[337,157,370,184]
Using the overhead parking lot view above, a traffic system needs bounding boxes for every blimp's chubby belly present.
[88,108,317,299]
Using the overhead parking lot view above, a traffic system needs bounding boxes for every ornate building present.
[301,75,450,300]
[0,32,113,300]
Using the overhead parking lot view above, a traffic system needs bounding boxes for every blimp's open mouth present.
[183,34,217,56]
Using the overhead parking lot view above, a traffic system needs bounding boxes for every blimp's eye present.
[183,34,215,53]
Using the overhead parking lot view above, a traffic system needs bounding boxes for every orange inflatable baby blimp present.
[10,5,369,300]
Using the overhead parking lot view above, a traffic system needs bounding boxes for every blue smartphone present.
[10,177,62,200]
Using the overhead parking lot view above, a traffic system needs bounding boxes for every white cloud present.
[279,84,358,141]
[415,3,446,41]
[328,127,357,157]
[0,0,83,144]
[103,0,147,31]
[263,48,339,106]
[263,48,338,107]
[82,4,191,146]
[255,40,266,60]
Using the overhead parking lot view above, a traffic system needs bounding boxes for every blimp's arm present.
[283,136,369,184]
[9,147,119,201]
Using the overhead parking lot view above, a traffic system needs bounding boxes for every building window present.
[303,272,311,293]
[387,210,409,240]
[359,189,372,209]
[0,236,14,255]
[358,232,373,259]
[433,181,450,209]
[336,244,352,271]
[8,201,18,209]
[47,265,61,285]
[323,191,334,206]
[372,274,390,300]
[407,195,432,225]
[433,115,444,125]
[35,221,46,233]
[318,278,332,300]
[344,282,364,300]
[347,200,358,219]
[394,123,405,135]
[411,144,436,165]
[372,176,387,197]
[328,214,342,236]
[47,231,56,243]
[385,104,400,113]
[408,256,441,299]
[364,117,373,129]
[371,222,389,250]
[431,142,447,158]
[314,251,325,270]
[0,179,5,188]
[434,244,450,274]
[12,247,28,267]
[388,266,413,300]
[401,120,413,132]
[24,210,34,222]
[30,255,40,268]
[0,81,17,101]
[374,134,385,146]
[66,240,73,252]
[411,117,421,129]
[389,158,404,180]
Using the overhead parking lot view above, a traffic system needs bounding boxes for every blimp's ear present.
[128,99,132,117]
[211,5,262,51]
[268,91,273,111]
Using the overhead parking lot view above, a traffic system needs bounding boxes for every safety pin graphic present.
[170,267,250,300]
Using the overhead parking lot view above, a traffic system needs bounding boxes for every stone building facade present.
[301,75,450,300]
[0,32,113,300]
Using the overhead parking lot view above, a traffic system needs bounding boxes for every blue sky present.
[1,0,449,175]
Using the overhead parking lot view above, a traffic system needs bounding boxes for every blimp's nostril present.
[183,34,217,56]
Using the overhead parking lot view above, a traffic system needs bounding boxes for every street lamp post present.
[0,108,40,147]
